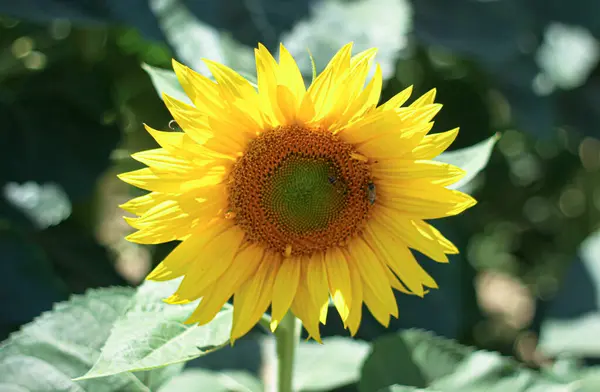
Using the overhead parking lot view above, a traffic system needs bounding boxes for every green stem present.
[275,312,301,392]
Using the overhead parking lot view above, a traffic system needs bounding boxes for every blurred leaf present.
[539,314,600,357]
[149,0,256,79]
[3,182,71,229]
[361,331,580,392]
[539,230,600,357]
[142,63,190,104]
[490,55,556,138]
[431,351,568,392]
[0,0,167,42]
[378,387,429,392]
[533,0,600,40]
[0,287,180,391]
[180,0,312,50]
[435,134,499,192]
[358,329,473,391]
[536,23,600,90]
[282,0,410,80]
[0,227,68,340]
[34,218,129,294]
[77,279,232,380]
[292,337,370,391]
[0,63,121,204]
[412,0,524,64]
[560,76,600,138]
[157,369,262,392]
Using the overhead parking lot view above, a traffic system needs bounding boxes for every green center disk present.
[262,155,347,234]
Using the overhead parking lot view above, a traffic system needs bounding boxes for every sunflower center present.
[263,156,346,234]
[227,125,373,256]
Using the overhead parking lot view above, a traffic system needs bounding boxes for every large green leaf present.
[77,279,233,380]
[0,287,179,391]
[435,134,499,192]
[360,330,582,392]
[359,330,473,391]
[157,369,262,392]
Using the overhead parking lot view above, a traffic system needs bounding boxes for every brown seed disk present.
[227,125,373,255]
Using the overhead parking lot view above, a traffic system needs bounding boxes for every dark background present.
[1,0,599,369]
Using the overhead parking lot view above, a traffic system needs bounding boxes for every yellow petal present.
[143,124,235,162]
[378,181,477,219]
[171,226,246,301]
[117,166,226,193]
[350,47,378,68]
[278,43,306,100]
[362,63,382,110]
[373,209,449,263]
[185,243,264,325]
[362,279,391,327]
[276,84,298,125]
[363,222,439,295]
[419,221,459,254]
[255,44,284,126]
[371,160,465,186]
[231,252,280,342]
[172,59,227,118]
[297,93,316,124]
[345,238,398,318]
[270,255,301,331]
[410,88,436,108]
[379,86,413,111]
[119,192,169,215]
[357,122,434,160]
[410,128,459,160]
[291,275,322,343]
[306,252,329,325]
[346,262,363,336]
[162,94,213,145]
[146,220,232,281]
[396,104,442,127]
[325,247,352,323]
[203,59,258,102]
[131,148,195,174]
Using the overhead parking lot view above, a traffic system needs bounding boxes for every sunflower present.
[118,43,476,342]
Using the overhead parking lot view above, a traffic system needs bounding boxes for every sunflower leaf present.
[157,369,262,392]
[0,287,180,391]
[359,329,474,391]
[360,329,575,392]
[76,279,233,380]
[435,134,499,192]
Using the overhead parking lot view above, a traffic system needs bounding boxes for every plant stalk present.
[275,312,301,392]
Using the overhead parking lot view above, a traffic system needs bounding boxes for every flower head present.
[119,43,476,342]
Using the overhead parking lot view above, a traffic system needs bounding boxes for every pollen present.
[227,125,373,255]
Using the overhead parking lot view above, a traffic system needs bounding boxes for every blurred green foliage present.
[1,0,600,390]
